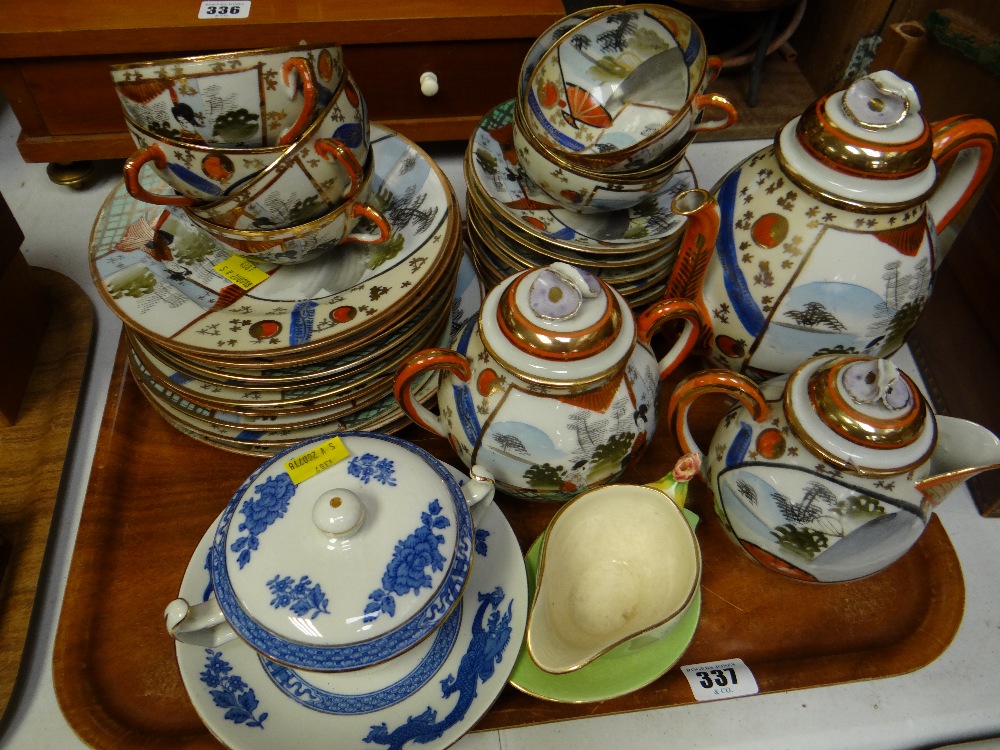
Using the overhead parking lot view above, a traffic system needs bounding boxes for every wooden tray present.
[0,268,93,719]
[52,334,965,747]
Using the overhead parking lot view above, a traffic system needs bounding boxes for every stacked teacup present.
[111,45,387,265]
[465,5,736,307]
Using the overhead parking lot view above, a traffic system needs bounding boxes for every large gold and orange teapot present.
[665,70,995,381]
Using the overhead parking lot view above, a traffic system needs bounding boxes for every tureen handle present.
[463,464,496,526]
[164,597,235,648]
[667,370,769,458]
[635,298,708,380]
[393,348,472,437]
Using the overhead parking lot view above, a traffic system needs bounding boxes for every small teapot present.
[664,70,995,381]
[165,432,495,671]
[668,354,1000,582]
[393,262,706,501]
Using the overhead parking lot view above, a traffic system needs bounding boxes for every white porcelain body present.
[124,117,285,202]
[189,72,371,230]
[671,355,1000,582]
[526,482,700,673]
[672,72,995,381]
[183,151,389,265]
[511,110,688,213]
[111,45,343,147]
[522,5,712,170]
[165,431,496,671]
[395,266,707,502]
[430,317,663,500]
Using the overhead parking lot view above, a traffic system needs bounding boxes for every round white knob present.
[420,72,439,97]
[314,489,364,537]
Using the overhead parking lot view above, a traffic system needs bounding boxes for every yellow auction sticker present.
[213,254,270,290]
[284,437,351,484]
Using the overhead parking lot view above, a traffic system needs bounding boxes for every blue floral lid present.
[211,432,474,671]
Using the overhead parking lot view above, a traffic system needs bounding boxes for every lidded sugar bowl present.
[394,262,706,501]
[165,432,495,670]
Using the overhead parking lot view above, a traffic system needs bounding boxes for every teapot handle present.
[635,298,707,380]
[164,596,236,648]
[929,114,996,236]
[667,370,769,458]
[393,348,472,437]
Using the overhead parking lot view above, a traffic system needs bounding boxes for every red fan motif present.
[561,84,613,130]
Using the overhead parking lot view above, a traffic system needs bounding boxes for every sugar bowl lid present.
[478,263,635,386]
[210,432,475,671]
[783,355,936,476]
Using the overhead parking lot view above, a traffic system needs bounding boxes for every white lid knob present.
[420,71,439,97]
[313,488,365,537]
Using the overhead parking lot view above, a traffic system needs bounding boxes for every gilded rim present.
[495,271,621,361]
[784,357,932,476]
[774,136,932,214]
[795,96,932,179]
[110,44,340,73]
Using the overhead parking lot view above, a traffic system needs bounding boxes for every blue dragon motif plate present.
[173,464,527,750]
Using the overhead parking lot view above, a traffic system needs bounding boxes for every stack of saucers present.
[90,124,478,456]
[464,5,737,308]
[112,44,385,267]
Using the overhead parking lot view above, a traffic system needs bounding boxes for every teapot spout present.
[915,415,1000,506]
[663,189,719,344]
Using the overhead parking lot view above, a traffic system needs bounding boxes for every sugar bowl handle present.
[667,370,769,458]
[393,348,472,436]
[635,298,708,380]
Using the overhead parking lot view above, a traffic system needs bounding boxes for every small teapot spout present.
[915,415,1000,506]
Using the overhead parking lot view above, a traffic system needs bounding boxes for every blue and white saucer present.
[173,466,527,749]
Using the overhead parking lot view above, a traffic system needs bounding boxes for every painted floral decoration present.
[230,473,297,569]
[364,499,450,622]
[266,574,330,620]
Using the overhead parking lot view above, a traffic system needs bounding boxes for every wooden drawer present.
[0,0,564,163]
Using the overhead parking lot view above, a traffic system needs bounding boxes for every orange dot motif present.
[330,306,357,323]
[249,320,282,340]
[477,369,501,396]
[750,213,789,249]
[756,428,786,459]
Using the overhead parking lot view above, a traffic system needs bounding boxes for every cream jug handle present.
[635,298,708,380]
[164,596,236,648]
[393,348,472,437]
[928,115,996,239]
[667,370,769,457]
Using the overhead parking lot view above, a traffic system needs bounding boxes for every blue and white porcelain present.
[165,432,496,670]
[172,466,527,750]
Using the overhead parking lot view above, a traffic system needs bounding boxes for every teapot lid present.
[479,263,635,386]
[776,71,938,211]
[209,432,474,671]
[784,355,936,476]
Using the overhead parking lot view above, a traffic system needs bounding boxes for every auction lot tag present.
[213,254,269,290]
[680,658,759,702]
[284,437,350,484]
[198,0,251,19]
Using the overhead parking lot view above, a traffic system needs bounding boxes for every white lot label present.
[198,1,251,19]
[680,658,759,701]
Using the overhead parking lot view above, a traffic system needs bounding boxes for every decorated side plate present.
[508,512,701,704]
[173,467,527,749]
[90,123,460,359]
[466,99,696,254]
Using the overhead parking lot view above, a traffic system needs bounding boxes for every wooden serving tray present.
[53,334,965,747]
[0,268,93,719]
